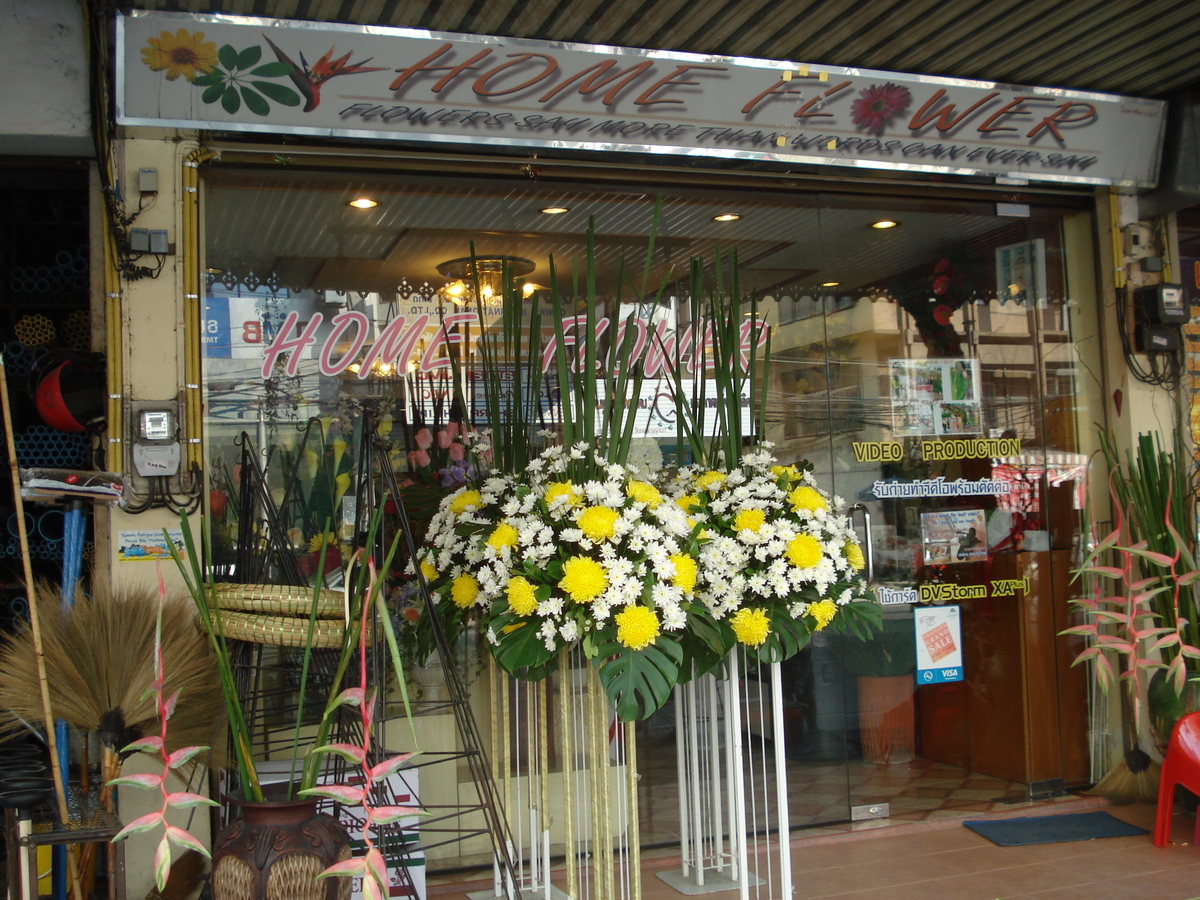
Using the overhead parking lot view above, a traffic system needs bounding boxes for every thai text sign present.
[118,11,1165,187]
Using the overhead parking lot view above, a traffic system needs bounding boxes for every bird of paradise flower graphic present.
[262,36,387,112]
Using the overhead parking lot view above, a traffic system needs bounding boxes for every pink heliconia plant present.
[1065,479,1200,723]
[109,564,218,893]
[302,555,421,900]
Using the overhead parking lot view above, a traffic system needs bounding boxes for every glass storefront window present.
[201,166,1096,855]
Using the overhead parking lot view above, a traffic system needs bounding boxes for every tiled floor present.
[430,801,1200,900]
[634,737,1079,847]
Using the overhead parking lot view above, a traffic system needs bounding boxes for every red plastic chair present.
[1154,711,1200,847]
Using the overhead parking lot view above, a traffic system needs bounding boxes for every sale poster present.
[915,605,963,684]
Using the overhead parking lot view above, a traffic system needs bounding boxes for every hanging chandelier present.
[435,255,536,304]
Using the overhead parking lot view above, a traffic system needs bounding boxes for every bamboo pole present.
[0,355,86,900]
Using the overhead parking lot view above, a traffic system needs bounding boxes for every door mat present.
[964,811,1149,846]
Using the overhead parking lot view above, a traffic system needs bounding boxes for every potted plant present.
[167,508,412,900]
[841,616,917,765]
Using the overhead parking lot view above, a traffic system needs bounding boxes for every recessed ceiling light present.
[822,281,840,287]
[871,219,898,229]
[348,197,378,209]
[713,213,741,222]
[540,206,569,215]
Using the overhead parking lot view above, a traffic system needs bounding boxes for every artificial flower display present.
[672,445,878,663]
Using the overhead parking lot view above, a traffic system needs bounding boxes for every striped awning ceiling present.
[117,0,1198,99]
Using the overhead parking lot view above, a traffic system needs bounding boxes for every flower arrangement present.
[671,446,878,662]
[417,443,704,720]
[887,256,975,357]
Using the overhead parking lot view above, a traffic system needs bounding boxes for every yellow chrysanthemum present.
[845,543,865,571]
[506,575,538,616]
[141,29,218,82]
[677,494,701,513]
[615,605,661,650]
[449,490,484,514]
[730,607,771,646]
[545,481,579,506]
[577,506,620,542]
[694,471,727,493]
[627,480,663,508]
[734,509,766,533]
[419,560,437,582]
[786,533,823,569]
[488,522,520,550]
[788,486,828,513]
[809,599,838,631]
[771,465,799,481]
[450,574,479,609]
[559,556,608,603]
[670,554,697,593]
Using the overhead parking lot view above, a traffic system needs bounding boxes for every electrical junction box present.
[1136,323,1181,353]
[138,167,158,193]
[1136,283,1187,324]
[133,442,180,476]
[1123,222,1154,259]
[129,227,149,253]
[149,229,169,254]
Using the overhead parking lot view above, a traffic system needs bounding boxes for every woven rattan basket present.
[210,583,344,618]
[214,610,347,649]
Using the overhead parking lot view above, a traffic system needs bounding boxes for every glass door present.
[763,197,1098,828]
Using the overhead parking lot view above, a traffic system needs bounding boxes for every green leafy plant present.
[841,616,916,678]
[192,44,301,115]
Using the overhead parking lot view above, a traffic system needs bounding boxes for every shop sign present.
[258,309,769,380]
[915,605,963,684]
[117,11,1165,187]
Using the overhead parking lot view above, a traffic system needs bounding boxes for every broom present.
[1089,674,1160,804]
[0,581,225,889]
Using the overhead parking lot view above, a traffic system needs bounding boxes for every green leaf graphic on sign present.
[253,81,301,107]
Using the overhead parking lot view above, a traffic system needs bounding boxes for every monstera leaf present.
[675,608,735,683]
[489,609,558,680]
[593,635,683,722]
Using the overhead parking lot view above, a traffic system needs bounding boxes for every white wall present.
[0,0,93,156]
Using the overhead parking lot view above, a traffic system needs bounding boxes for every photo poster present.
[915,605,963,684]
[920,508,988,565]
[995,239,1048,307]
[889,358,982,437]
